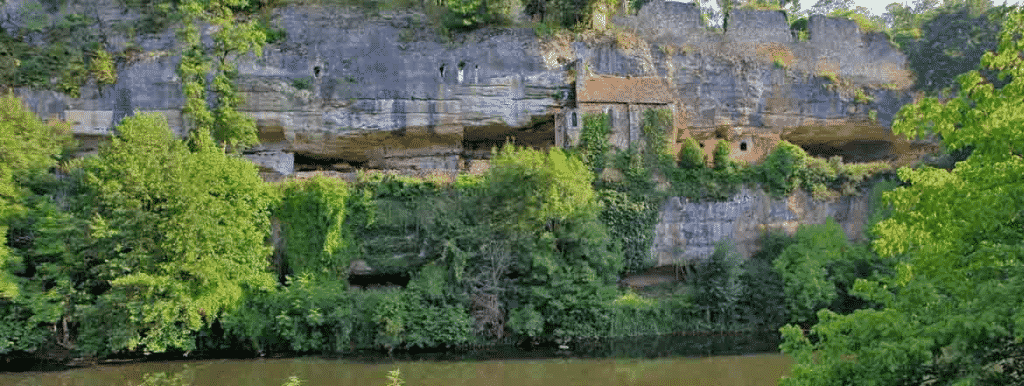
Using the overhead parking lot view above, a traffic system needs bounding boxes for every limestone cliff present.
[2,0,925,265]
[3,0,934,177]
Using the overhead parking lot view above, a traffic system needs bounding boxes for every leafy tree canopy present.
[780,7,1024,385]
[76,112,276,354]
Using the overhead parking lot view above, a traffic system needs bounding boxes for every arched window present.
[740,141,748,151]
[571,112,578,127]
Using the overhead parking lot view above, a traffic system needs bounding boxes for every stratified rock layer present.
[651,188,871,266]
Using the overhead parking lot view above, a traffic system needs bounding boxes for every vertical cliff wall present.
[651,188,872,266]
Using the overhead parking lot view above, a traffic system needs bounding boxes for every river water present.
[0,334,793,386]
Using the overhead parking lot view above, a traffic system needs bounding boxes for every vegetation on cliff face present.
[0,92,894,356]
[780,7,1024,385]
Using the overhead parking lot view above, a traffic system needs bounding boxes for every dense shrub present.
[761,140,809,196]
[692,242,745,327]
[275,176,356,281]
[678,137,706,169]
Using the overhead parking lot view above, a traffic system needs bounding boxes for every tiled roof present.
[577,76,673,104]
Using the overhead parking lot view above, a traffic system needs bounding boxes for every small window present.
[314,66,321,78]
[740,141,748,151]
[571,112,578,127]
[439,64,446,79]
[458,61,465,83]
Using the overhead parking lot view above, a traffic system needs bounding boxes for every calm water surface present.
[0,354,792,386]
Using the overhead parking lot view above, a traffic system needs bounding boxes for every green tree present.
[177,0,266,151]
[0,94,75,354]
[483,145,622,339]
[76,112,276,355]
[780,7,1024,385]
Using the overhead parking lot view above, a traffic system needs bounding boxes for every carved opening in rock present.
[293,152,364,172]
[474,64,479,83]
[799,140,894,163]
[571,112,578,127]
[314,66,321,78]
[606,107,614,125]
[458,61,465,83]
[348,272,410,289]
[439,64,445,79]
[463,117,556,155]
[740,141,748,151]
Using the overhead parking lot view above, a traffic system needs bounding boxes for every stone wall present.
[727,9,792,43]
[650,188,872,266]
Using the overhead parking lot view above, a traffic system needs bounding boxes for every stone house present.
[557,71,680,153]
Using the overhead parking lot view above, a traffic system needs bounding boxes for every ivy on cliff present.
[177,0,267,151]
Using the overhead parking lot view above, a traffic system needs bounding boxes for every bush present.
[275,176,355,281]
[223,275,354,353]
[761,140,809,196]
[678,137,706,169]
[692,241,745,327]
[713,140,732,170]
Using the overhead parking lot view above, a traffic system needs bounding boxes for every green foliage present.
[292,77,312,90]
[0,9,106,96]
[772,220,842,324]
[738,231,792,328]
[482,144,598,233]
[712,140,731,170]
[90,49,118,86]
[385,368,405,386]
[178,0,266,151]
[275,176,354,280]
[283,376,303,386]
[778,33,1024,371]
[224,274,353,353]
[597,189,657,274]
[0,94,74,308]
[829,8,885,33]
[640,108,673,165]
[761,140,809,196]
[892,0,1011,92]
[853,88,873,104]
[692,242,744,327]
[138,370,192,386]
[579,113,612,171]
[678,137,706,169]
[76,112,276,355]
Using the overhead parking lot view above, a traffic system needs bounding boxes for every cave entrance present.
[293,153,365,172]
[462,116,556,159]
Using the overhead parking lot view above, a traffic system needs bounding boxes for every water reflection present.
[0,333,792,386]
[1,355,793,386]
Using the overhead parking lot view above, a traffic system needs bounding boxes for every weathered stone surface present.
[650,188,871,266]
[6,0,926,174]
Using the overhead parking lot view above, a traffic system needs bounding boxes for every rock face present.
[3,0,932,175]
[650,188,872,266]
[605,1,932,163]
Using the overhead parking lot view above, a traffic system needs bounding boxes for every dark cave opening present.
[799,140,894,163]
[293,153,365,172]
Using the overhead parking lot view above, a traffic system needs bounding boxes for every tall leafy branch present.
[177,0,266,151]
